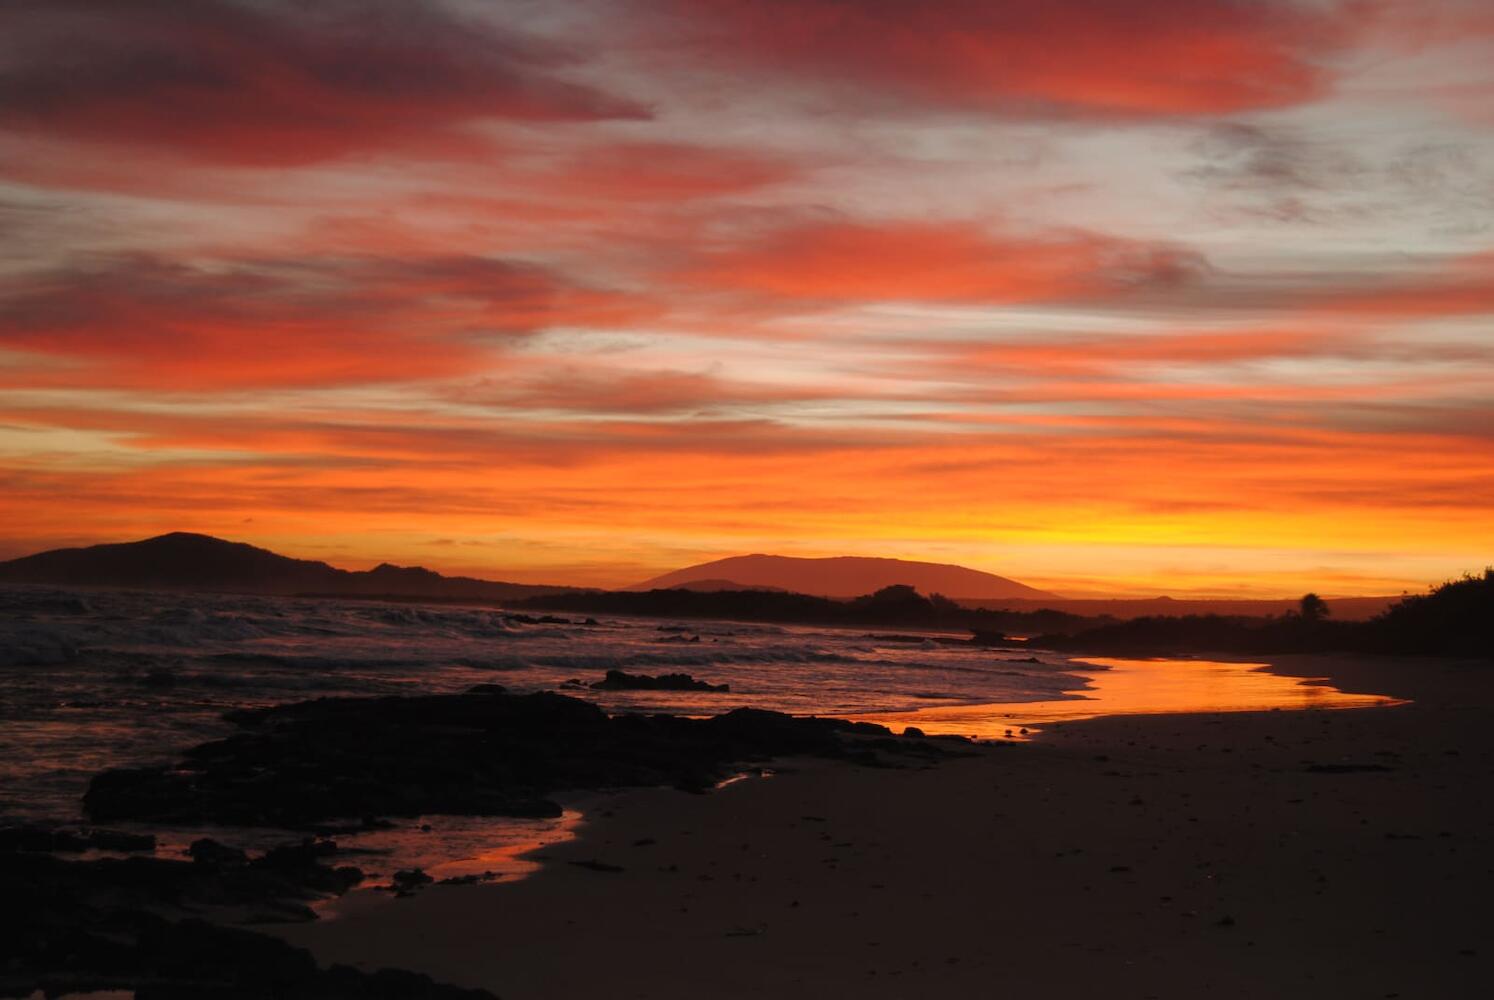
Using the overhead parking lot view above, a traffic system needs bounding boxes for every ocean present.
[0,584,1391,887]
[0,585,1102,881]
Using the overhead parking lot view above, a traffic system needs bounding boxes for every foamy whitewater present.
[1,584,1098,879]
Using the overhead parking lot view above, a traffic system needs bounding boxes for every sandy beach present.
[276,654,1492,999]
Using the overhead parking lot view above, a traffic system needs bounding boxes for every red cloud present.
[453,366,836,415]
[942,329,1346,378]
[653,0,1347,117]
[678,220,1203,305]
[0,0,645,166]
[1325,252,1494,318]
[529,142,799,202]
[0,254,653,389]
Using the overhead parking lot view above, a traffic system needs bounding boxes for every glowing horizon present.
[2,1,1492,599]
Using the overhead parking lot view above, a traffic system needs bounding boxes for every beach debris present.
[725,925,766,937]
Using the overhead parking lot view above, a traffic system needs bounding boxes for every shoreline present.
[277,653,1492,998]
[848,651,1405,739]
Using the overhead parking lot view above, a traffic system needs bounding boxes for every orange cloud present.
[677,220,1202,305]
[452,366,838,416]
[528,142,800,202]
[3,403,1490,594]
[922,325,1494,382]
[1323,252,1494,318]
[949,329,1342,376]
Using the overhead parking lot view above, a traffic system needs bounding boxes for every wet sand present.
[277,654,1493,999]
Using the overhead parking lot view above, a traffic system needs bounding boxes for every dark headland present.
[0,532,583,602]
[0,532,1422,637]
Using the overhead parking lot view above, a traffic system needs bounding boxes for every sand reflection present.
[855,656,1403,740]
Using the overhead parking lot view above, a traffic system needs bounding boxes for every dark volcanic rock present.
[81,689,938,828]
[590,669,728,692]
[969,630,1014,646]
[1,853,493,999]
[0,829,496,998]
[189,837,248,867]
[0,819,496,992]
[393,867,434,892]
[5,836,361,912]
[254,839,364,896]
[0,824,156,854]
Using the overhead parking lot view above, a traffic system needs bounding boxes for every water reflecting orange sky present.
[856,657,1404,740]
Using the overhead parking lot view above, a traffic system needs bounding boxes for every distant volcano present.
[628,554,1058,600]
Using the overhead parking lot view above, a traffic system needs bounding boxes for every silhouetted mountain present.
[655,578,788,593]
[0,533,580,601]
[630,554,1058,600]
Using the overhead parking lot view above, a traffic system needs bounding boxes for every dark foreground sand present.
[279,655,1492,999]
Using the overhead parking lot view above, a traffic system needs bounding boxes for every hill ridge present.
[0,533,579,601]
[628,553,1059,600]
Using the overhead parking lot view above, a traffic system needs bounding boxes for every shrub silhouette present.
[1033,570,1492,659]
[1299,592,1329,621]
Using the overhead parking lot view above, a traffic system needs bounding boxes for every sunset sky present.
[2,0,1492,597]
